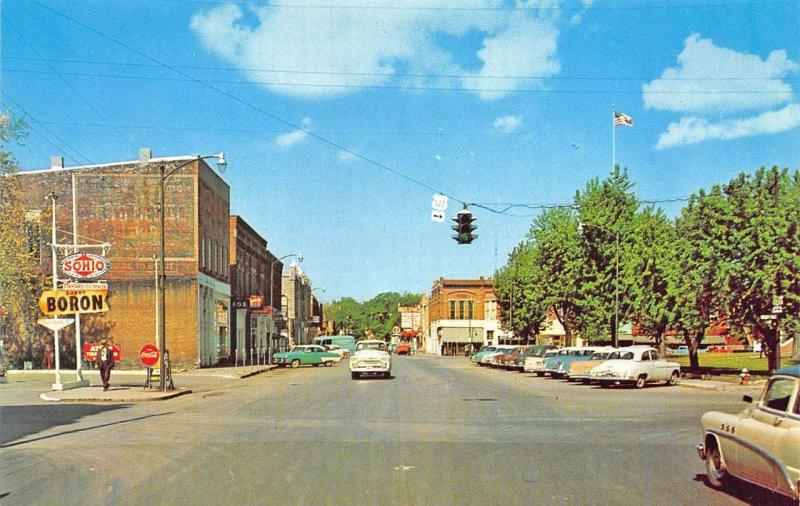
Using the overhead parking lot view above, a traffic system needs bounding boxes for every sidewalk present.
[678,378,766,392]
[40,385,192,402]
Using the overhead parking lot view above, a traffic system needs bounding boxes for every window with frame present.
[449,300,456,319]
[763,378,796,413]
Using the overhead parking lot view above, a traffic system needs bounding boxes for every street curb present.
[38,388,193,403]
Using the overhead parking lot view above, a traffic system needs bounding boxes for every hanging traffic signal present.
[451,209,478,244]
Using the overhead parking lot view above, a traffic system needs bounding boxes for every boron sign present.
[61,253,111,280]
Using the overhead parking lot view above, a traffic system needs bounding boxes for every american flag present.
[614,111,633,127]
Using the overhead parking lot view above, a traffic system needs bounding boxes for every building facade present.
[229,216,284,364]
[281,263,312,346]
[16,150,231,368]
[425,277,508,356]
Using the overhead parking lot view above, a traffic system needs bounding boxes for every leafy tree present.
[326,292,421,340]
[574,166,639,344]
[713,167,800,373]
[494,243,549,341]
[625,206,679,356]
[0,110,48,368]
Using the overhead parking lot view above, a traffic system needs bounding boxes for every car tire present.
[312,363,319,367]
[536,372,545,377]
[667,371,679,386]
[635,375,647,389]
[326,361,334,367]
[600,382,610,388]
[581,379,591,385]
[705,443,728,489]
[291,359,300,369]
[351,372,359,379]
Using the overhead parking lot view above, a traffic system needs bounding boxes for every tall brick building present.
[425,277,508,355]
[229,215,285,363]
[15,151,231,368]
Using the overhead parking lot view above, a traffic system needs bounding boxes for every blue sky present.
[3,0,799,302]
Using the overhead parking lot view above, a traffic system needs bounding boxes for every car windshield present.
[356,342,387,352]
[590,352,609,360]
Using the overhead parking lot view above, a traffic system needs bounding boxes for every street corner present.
[678,378,764,392]
[39,385,192,403]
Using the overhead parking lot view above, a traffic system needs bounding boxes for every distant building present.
[281,263,315,346]
[425,277,507,355]
[15,150,231,368]
[229,215,284,364]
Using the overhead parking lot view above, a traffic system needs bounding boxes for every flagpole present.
[612,105,616,171]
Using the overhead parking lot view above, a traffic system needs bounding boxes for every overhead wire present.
[2,18,139,152]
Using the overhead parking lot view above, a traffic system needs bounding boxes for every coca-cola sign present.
[61,253,111,280]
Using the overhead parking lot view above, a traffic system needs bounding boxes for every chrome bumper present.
[695,443,706,460]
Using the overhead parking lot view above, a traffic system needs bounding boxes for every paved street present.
[0,356,790,506]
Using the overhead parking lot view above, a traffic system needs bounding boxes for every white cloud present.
[643,34,797,114]
[570,0,595,25]
[336,150,356,162]
[656,103,800,149]
[493,114,523,133]
[191,2,561,100]
[275,118,311,147]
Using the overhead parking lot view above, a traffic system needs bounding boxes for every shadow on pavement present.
[693,473,795,505]
[0,404,164,447]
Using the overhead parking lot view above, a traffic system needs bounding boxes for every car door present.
[650,351,672,381]
[307,347,323,364]
[732,377,798,495]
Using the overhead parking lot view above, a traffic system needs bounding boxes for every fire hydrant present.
[739,368,751,385]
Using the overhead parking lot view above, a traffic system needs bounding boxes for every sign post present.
[139,344,160,389]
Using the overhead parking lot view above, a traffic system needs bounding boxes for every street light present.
[157,153,226,391]
[269,253,302,311]
[578,222,620,348]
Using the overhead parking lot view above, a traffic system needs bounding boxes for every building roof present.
[23,155,200,174]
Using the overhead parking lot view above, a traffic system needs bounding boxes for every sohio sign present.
[61,253,111,280]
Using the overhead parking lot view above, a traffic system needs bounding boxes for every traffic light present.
[451,209,478,244]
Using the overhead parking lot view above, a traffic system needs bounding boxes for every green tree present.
[574,166,639,344]
[326,292,421,341]
[0,110,47,368]
[714,167,800,373]
[495,243,549,341]
[625,206,679,356]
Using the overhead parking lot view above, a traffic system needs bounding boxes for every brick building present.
[15,151,231,368]
[281,263,315,346]
[424,277,509,355]
[228,216,284,364]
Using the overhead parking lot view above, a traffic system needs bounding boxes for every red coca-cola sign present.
[139,344,160,367]
[83,342,121,362]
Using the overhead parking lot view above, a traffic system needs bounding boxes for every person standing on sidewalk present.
[97,341,115,391]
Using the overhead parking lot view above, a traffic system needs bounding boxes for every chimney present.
[50,156,64,169]
[139,148,152,166]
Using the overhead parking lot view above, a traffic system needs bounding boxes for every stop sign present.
[139,344,160,367]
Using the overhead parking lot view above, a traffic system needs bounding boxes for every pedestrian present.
[43,343,53,369]
[97,341,115,391]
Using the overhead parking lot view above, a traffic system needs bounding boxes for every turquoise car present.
[471,345,497,364]
[274,345,341,368]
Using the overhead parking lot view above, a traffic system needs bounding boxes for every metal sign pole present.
[49,194,63,389]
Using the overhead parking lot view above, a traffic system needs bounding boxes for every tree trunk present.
[766,326,781,374]
[684,330,701,371]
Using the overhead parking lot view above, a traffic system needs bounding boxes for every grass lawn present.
[673,353,796,376]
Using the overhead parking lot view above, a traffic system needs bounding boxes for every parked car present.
[395,342,410,355]
[567,348,622,383]
[524,349,559,375]
[273,345,341,368]
[696,365,800,503]
[480,345,517,366]
[549,348,605,379]
[512,345,558,371]
[491,347,523,368]
[589,346,680,388]
[543,348,585,378]
[349,340,392,379]
[471,345,496,364]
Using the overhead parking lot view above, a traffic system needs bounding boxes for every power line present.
[1,93,94,166]
[3,18,139,151]
[5,68,791,95]
[108,0,794,12]
[5,55,794,82]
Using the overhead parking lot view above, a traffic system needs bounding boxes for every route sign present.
[772,305,783,314]
[139,344,160,367]
[61,253,111,280]
[37,317,75,331]
[38,289,110,316]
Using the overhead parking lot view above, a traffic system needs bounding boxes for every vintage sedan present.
[480,345,517,366]
[567,348,622,383]
[543,348,594,378]
[590,346,680,388]
[273,345,341,368]
[524,349,559,375]
[470,345,496,364]
[697,365,800,503]
[512,345,558,372]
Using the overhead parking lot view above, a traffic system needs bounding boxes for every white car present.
[524,349,558,374]
[479,345,517,366]
[589,345,680,388]
[350,340,392,379]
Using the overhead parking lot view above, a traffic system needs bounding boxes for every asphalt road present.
[0,356,791,506]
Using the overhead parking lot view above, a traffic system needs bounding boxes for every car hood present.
[352,350,390,360]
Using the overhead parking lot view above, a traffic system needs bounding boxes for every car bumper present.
[696,443,706,460]
[350,363,391,373]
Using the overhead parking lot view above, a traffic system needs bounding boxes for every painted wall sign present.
[61,253,111,279]
[38,289,110,315]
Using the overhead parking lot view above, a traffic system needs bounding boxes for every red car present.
[395,342,410,355]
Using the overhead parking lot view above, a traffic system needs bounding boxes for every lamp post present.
[157,153,226,391]
[578,222,620,348]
